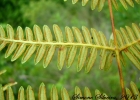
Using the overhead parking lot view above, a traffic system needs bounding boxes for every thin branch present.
[108,0,125,98]
[108,0,117,47]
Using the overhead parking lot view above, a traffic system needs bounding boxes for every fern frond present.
[1,82,139,100]
[0,83,107,100]
[64,0,140,11]
[0,24,113,72]
[116,23,140,69]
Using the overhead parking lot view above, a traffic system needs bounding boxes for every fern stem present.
[115,51,125,98]
[108,0,117,47]
[120,39,140,51]
[0,38,115,50]
[108,0,125,98]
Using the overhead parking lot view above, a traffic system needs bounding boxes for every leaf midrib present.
[119,39,140,51]
[0,37,114,50]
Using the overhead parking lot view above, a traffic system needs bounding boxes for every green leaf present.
[39,83,47,100]
[84,87,92,100]
[11,44,26,61]
[0,25,6,38]
[61,88,70,100]
[132,23,140,39]
[43,25,53,42]
[7,87,15,100]
[66,46,77,68]
[25,27,34,41]
[100,50,107,70]
[5,42,17,58]
[82,26,92,44]
[95,89,101,100]
[34,25,43,42]
[99,32,108,46]
[43,45,55,68]
[129,46,140,59]
[120,28,130,44]
[130,81,140,99]
[91,28,100,45]
[126,0,134,7]
[7,24,14,39]
[75,86,83,100]
[85,48,97,73]
[58,46,67,70]
[66,26,74,42]
[98,0,105,12]
[73,27,84,43]
[135,0,140,4]
[22,44,36,63]
[124,49,140,70]
[72,0,78,4]
[91,0,98,10]
[78,46,88,72]
[0,41,7,51]
[104,51,113,70]
[82,0,89,6]
[125,88,132,100]
[16,26,24,40]
[27,86,35,100]
[53,24,63,42]
[18,87,25,100]
[125,26,136,42]
[120,0,128,10]
[115,29,124,47]
[50,85,58,100]
[111,0,118,10]
[0,84,4,100]
[34,45,46,64]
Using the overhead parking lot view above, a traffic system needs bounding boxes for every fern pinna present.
[0,83,139,100]
[0,69,140,100]
[0,0,140,99]
[0,23,139,72]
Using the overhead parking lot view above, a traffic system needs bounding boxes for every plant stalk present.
[108,0,125,98]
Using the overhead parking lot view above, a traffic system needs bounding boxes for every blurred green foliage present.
[0,0,140,99]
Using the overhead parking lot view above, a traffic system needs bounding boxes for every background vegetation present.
[0,0,140,99]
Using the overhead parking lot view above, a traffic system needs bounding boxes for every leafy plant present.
[0,0,140,99]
